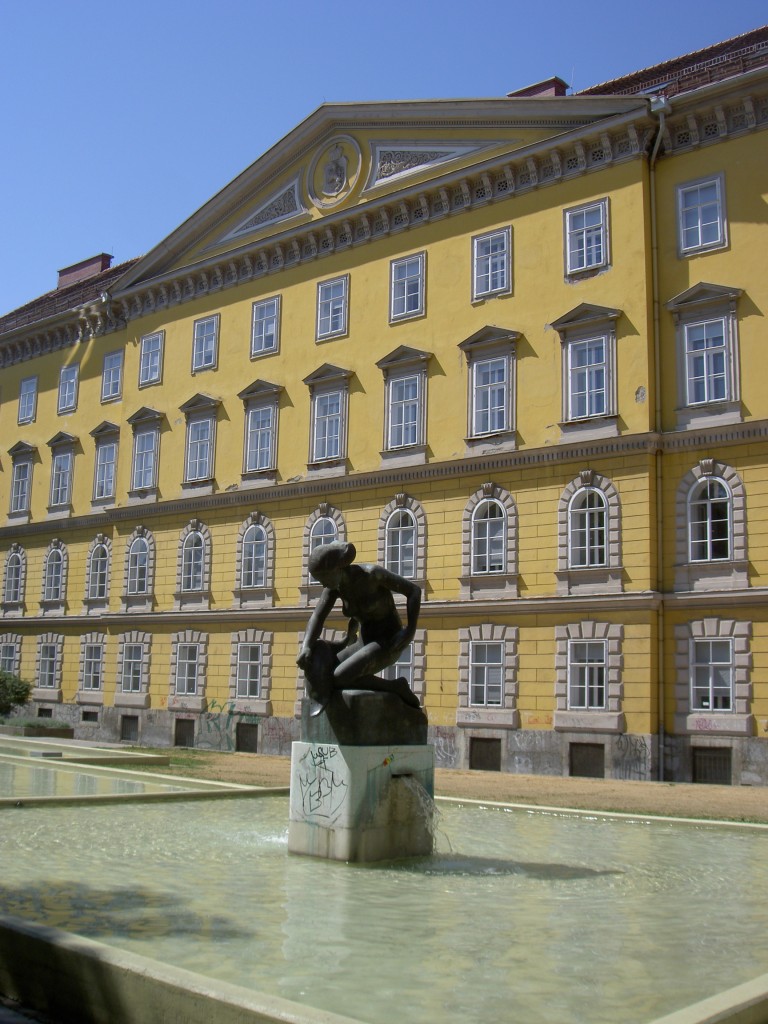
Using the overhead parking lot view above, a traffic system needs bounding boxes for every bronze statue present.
[297,541,421,713]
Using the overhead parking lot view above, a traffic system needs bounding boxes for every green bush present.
[0,671,33,717]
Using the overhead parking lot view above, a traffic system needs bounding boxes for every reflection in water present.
[0,797,766,1024]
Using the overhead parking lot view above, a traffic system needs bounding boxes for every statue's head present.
[308,540,356,583]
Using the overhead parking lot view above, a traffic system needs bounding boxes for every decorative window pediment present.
[550,303,621,333]
[178,393,221,416]
[89,421,119,440]
[127,406,165,427]
[47,431,78,450]
[666,282,741,315]
[237,379,283,403]
[8,441,37,459]
[458,325,521,355]
[375,345,432,372]
[302,363,352,389]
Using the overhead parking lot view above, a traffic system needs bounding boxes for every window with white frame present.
[567,640,607,709]
[192,315,219,371]
[245,405,275,471]
[38,641,58,688]
[390,253,425,321]
[458,327,518,449]
[127,536,149,595]
[381,643,414,687]
[684,318,729,405]
[566,337,608,419]
[121,642,144,692]
[688,477,730,562]
[49,449,73,508]
[470,641,504,706]
[58,365,79,413]
[568,487,607,568]
[93,438,117,501]
[3,548,24,605]
[181,531,204,592]
[303,505,346,591]
[82,642,104,690]
[304,365,351,468]
[185,415,214,482]
[377,346,430,460]
[316,276,348,340]
[175,643,200,695]
[565,199,609,274]
[666,284,741,428]
[385,508,416,579]
[0,639,18,674]
[101,351,123,402]
[139,331,164,386]
[474,356,509,434]
[691,638,732,711]
[677,175,727,255]
[236,643,262,698]
[472,228,511,300]
[251,297,280,357]
[127,409,163,494]
[10,459,32,514]
[18,377,38,424]
[241,523,267,589]
[471,499,505,575]
[310,516,337,558]
[43,548,64,603]
[387,374,422,448]
[87,541,109,601]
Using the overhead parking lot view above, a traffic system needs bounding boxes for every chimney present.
[507,77,569,98]
[57,253,113,290]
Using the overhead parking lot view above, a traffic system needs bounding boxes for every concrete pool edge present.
[0,913,365,1024]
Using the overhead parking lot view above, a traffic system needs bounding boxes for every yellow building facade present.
[1,30,767,782]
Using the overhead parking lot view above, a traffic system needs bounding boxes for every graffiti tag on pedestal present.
[298,745,348,820]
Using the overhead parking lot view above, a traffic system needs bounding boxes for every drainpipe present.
[648,94,672,780]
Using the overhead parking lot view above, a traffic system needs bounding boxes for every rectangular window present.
[50,451,73,507]
[132,429,158,490]
[678,176,726,254]
[185,417,214,482]
[312,390,342,461]
[83,644,104,690]
[39,643,57,688]
[18,377,37,424]
[568,641,606,709]
[472,356,508,435]
[10,462,31,513]
[236,643,262,698]
[472,229,510,300]
[94,441,117,500]
[390,254,425,321]
[245,405,275,472]
[565,200,608,274]
[0,643,16,673]
[387,374,421,448]
[567,338,607,419]
[251,297,280,356]
[58,365,79,413]
[175,644,199,695]
[192,315,219,371]
[139,331,164,386]
[317,277,348,340]
[470,641,503,706]
[121,643,143,692]
[685,319,728,405]
[101,351,123,402]
[692,639,732,711]
[381,643,413,687]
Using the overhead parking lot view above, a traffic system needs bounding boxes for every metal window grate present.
[570,742,605,778]
[469,737,501,772]
[692,746,732,785]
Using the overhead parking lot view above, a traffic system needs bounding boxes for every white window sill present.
[459,574,518,600]
[554,710,625,733]
[115,691,151,709]
[457,707,519,729]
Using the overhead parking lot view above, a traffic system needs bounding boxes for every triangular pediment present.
[303,363,352,388]
[114,95,645,294]
[376,345,432,371]
[89,420,120,439]
[458,326,520,353]
[127,406,165,427]
[237,379,283,402]
[47,431,78,449]
[666,282,742,312]
[8,441,37,458]
[178,393,221,416]
[550,303,621,334]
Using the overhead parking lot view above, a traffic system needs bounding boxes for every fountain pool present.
[1,792,767,1023]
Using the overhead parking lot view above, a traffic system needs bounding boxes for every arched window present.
[310,516,337,554]
[127,536,149,595]
[471,499,506,575]
[302,505,346,596]
[43,549,63,602]
[568,488,607,568]
[241,523,267,589]
[386,509,416,578]
[4,550,23,604]
[181,531,204,592]
[688,478,730,561]
[88,544,109,600]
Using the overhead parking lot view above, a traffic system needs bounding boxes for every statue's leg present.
[333,643,420,707]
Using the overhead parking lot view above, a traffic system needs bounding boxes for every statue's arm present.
[369,564,421,645]
[297,588,337,668]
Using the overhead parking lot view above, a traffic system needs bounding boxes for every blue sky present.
[1,1,765,315]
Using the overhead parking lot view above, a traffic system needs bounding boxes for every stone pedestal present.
[288,691,435,862]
